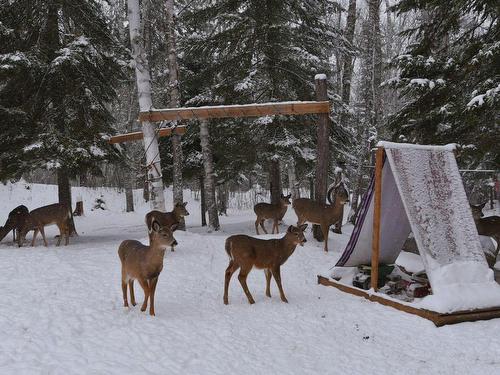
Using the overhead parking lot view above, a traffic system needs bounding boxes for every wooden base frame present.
[318,276,500,327]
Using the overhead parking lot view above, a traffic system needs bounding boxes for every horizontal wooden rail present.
[138,101,330,122]
[108,126,187,144]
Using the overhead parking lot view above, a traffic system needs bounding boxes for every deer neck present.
[278,235,298,262]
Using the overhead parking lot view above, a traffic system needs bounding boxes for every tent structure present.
[318,141,500,326]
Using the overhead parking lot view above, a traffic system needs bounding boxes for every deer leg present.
[39,227,48,247]
[121,273,129,307]
[265,269,272,298]
[272,267,288,303]
[223,260,239,305]
[255,219,260,235]
[322,225,329,252]
[238,266,255,304]
[31,229,39,247]
[260,220,268,234]
[138,278,150,312]
[129,280,137,306]
[148,277,159,316]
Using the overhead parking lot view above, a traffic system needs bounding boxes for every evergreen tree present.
[388,0,500,167]
[0,0,124,187]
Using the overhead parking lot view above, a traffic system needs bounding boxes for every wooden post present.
[371,147,384,291]
[313,74,330,241]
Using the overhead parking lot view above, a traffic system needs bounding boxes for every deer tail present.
[225,238,233,260]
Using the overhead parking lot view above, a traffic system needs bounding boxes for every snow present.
[1,182,500,374]
[377,141,457,151]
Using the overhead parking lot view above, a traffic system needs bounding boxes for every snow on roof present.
[377,141,457,151]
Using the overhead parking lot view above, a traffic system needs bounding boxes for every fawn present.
[0,205,29,243]
[118,219,177,316]
[292,183,349,252]
[145,202,189,251]
[17,203,71,247]
[470,203,500,267]
[223,224,308,305]
[253,193,291,235]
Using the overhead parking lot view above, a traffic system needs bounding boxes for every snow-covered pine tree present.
[0,0,124,228]
[180,0,353,203]
[388,0,499,166]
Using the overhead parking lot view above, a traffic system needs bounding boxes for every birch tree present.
[127,0,165,211]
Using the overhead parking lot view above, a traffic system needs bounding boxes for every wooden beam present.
[108,126,187,144]
[138,101,330,122]
[371,147,384,291]
[317,276,500,327]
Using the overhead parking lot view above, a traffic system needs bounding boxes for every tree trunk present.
[287,159,300,200]
[313,75,330,241]
[269,158,282,205]
[57,168,77,235]
[127,0,165,211]
[200,120,220,231]
[199,173,207,227]
[368,0,382,130]
[166,0,184,227]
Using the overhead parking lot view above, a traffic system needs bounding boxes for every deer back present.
[29,203,70,227]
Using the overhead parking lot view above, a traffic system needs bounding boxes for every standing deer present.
[223,224,308,305]
[0,205,29,243]
[292,183,349,252]
[145,202,189,251]
[118,220,177,316]
[470,203,500,267]
[253,193,291,235]
[17,203,71,247]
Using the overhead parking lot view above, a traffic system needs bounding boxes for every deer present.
[17,203,71,247]
[253,193,292,235]
[470,203,500,267]
[292,183,349,252]
[223,224,308,305]
[0,205,29,243]
[118,219,177,316]
[145,202,189,251]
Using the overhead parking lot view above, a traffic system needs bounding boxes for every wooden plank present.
[108,126,187,144]
[317,276,500,327]
[371,147,384,291]
[138,101,330,122]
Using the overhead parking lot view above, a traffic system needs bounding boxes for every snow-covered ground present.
[1,182,500,374]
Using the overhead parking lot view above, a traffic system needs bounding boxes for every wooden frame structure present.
[108,126,186,144]
[318,145,500,326]
[109,100,330,144]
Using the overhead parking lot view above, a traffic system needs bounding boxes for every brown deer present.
[118,219,177,316]
[145,202,189,251]
[223,224,307,305]
[470,203,500,267]
[253,193,291,235]
[292,183,349,252]
[0,205,29,243]
[17,203,71,247]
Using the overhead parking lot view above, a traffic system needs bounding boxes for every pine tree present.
[389,0,500,166]
[0,1,124,206]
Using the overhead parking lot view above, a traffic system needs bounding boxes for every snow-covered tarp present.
[334,142,500,313]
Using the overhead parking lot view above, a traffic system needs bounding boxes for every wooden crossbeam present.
[138,101,330,123]
[108,126,187,144]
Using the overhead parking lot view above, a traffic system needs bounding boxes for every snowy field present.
[1,182,500,374]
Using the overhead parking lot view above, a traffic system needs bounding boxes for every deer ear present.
[299,224,308,231]
[151,220,160,232]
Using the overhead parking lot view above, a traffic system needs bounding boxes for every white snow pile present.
[1,182,500,374]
